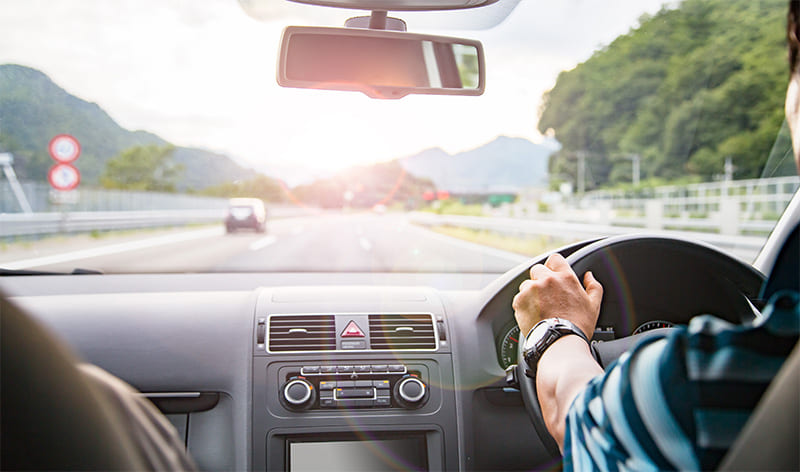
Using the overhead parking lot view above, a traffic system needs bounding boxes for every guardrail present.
[409,212,767,262]
[0,206,320,238]
[0,210,225,237]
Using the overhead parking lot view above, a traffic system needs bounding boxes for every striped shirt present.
[563,289,799,471]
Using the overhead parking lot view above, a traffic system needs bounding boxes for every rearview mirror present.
[277,26,485,99]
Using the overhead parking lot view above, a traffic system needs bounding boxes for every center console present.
[279,363,429,411]
[251,287,458,471]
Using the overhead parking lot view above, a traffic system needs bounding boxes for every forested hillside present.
[0,64,253,189]
[539,0,789,189]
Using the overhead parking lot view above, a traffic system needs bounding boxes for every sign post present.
[47,134,81,214]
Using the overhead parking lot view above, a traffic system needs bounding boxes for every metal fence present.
[583,176,799,223]
[0,182,229,213]
[507,176,800,236]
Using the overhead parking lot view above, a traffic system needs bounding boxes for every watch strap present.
[523,318,589,372]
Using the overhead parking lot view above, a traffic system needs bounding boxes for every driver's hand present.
[512,253,603,339]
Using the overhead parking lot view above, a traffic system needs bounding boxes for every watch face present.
[523,320,552,351]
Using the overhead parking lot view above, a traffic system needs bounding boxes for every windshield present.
[1,0,798,274]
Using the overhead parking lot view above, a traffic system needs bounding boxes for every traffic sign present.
[48,163,80,191]
[48,134,81,163]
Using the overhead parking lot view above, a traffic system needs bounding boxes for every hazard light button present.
[341,321,365,338]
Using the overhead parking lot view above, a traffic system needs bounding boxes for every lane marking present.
[359,237,372,251]
[2,227,224,270]
[249,235,277,251]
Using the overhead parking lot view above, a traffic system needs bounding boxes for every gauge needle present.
[509,336,518,342]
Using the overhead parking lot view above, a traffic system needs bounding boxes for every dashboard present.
[0,232,771,471]
[2,269,558,471]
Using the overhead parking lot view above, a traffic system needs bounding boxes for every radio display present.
[288,435,427,472]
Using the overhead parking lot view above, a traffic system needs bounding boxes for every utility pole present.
[632,154,641,187]
[724,156,734,182]
[577,151,586,195]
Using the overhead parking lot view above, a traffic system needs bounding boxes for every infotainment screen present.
[288,435,427,472]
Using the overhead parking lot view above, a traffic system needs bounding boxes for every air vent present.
[268,315,336,352]
[369,314,436,350]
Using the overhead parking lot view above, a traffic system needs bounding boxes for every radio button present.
[320,366,337,374]
[388,365,405,373]
[337,380,355,388]
[301,366,320,375]
[337,365,354,374]
[395,376,428,408]
[372,380,390,388]
[282,378,315,409]
[319,381,336,390]
[336,388,374,399]
[375,398,391,407]
[354,365,371,373]
[370,364,388,373]
[354,380,372,388]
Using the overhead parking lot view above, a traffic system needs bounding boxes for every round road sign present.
[48,163,81,191]
[48,134,81,163]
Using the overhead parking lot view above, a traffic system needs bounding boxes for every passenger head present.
[786,0,800,169]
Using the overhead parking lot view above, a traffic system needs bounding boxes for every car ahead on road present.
[225,198,267,233]
[0,0,798,471]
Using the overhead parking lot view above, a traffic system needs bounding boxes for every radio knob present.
[395,376,427,408]
[282,378,314,410]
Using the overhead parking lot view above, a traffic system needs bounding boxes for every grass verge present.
[429,225,576,257]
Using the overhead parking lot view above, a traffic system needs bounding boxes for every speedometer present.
[498,324,520,369]
[632,320,674,335]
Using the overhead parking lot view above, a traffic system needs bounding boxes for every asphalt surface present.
[0,213,528,274]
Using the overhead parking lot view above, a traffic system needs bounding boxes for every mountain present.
[399,136,552,192]
[0,64,253,189]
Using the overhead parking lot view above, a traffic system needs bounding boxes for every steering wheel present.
[514,234,765,458]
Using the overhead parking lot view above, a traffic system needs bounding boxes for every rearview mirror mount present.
[277,26,485,99]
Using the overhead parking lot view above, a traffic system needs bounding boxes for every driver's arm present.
[512,253,603,449]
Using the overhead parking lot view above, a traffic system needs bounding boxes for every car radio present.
[279,363,429,411]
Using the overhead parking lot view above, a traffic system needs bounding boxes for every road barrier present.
[409,212,767,262]
[0,210,225,237]
[0,206,319,238]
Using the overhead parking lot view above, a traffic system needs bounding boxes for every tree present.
[100,145,183,192]
[538,0,786,188]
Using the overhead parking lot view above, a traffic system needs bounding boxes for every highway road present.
[0,213,528,274]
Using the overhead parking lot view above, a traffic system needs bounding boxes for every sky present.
[0,0,671,183]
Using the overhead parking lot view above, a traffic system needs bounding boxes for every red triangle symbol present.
[341,321,365,338]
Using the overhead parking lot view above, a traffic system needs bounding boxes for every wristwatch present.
[522,318,589,373]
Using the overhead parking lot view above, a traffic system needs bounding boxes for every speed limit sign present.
[48,163,81,191]
[48,134,81,163]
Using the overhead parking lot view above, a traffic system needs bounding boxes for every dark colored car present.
[225,198,267,233]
